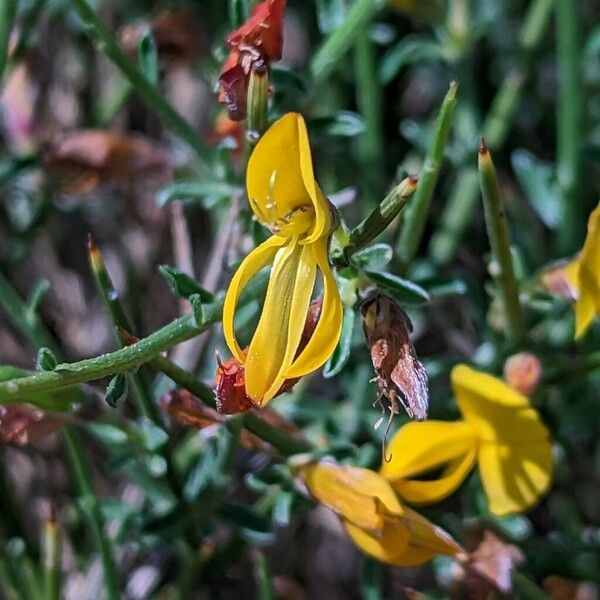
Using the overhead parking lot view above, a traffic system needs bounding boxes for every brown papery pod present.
[0,404,67,447]
[360,292,429,423]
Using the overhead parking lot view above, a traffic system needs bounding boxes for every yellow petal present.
[381,420,477,505]
[452,365,549,445]
[344,519,410,565]
[381,420,477,479]
[284,237,343,378]
[246,113,331,241]
[478,440,553,516]
[575,203,600,338]
[301,463,403,531]
[245,240,316,405]
[391,445,478,506]
[222,236,285,362]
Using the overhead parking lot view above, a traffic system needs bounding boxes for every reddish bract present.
[218,0,286,120]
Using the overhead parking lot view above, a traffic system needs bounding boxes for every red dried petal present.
[218,61,250,121]
[0,404,66,446]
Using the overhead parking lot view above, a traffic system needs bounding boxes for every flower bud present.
[503,352,542,396]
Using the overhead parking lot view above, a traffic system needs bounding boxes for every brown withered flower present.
[215,298,321,414]
[42,130,171,196]
[218,0,286,120]
[0,404,67,447]
[119,9,204,67]
[360,293,429,425]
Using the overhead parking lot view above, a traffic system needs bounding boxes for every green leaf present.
[85,422,129,446]
[158,265,214,301]
[272,490,294,526]
[379,36,443,84]
[138,417,169,452]
[511,149,560,229]
[316,0,348,33]
[189,294,205,327]
[312,111,366,138]
[36,347,57,371]
[156,181,242,208]
[350,243,393,269]
[324,306,355,378]
[137,30,159,87]
[27,280,50,314]
[365,271,430,305]
[105,373,128,408]
[219,502,274,545]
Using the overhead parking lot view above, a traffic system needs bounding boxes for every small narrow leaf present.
[158,265,214,301]
[350,243,393,269]
[37,347,57,371]
[365,271,430,305]
[324,306,356,378]
[105,374,128,408]
[138,30,159,86]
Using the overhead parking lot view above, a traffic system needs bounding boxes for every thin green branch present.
[63,429,119,600]
[396,81,458,270]
[353,30,384,204]
[0,310,218,403]
[0,0,17,81]
[428,0,553,264]
[0,272,60,355]
[310,0,386,83]
[478,141,525,347]
[556,0,582,255]
[42,509,61,600]
[68,0,209,162]
[340,175,418,264]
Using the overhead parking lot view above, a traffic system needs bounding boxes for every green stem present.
[63,429,119,600]
[42,510,61,600]
[0,0,17,81]
[151,353,310,456]
[341,175,418,263]
[478,142,525,347]
[511,572,551,600]
[353,30,384,204]
[0,272,60,355]
[543,350,600,383]
[0,309,218,403]
[556,0,582,255]
[396,82,459,270]
[428,0,553,264]
[68,0,209,162]
[252,549,275,600]
[310,0,386,84]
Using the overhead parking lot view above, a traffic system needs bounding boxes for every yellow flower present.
[300,462,463,567]
[223,113,343,405]
[541,203,600,339]
[381,365,552,516]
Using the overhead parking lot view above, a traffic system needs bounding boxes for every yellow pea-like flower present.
[381,365,553,517]
[223,113,343,406]
[300,462,463,567]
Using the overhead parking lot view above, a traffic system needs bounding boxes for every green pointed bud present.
[105,374,128,408]
[37,347,58,371]
[158,265,214,301]
[246,59,269,145]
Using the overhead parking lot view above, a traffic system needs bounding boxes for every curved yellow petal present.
[381,421,477,480]
[245,240,316,405]
[344,519,410,566]
[390,445,478,506]
[285,237,343,378]
[247,113,331,240]
[301,463,403,531]
[452,365,549,445]
[478,440,553,516]
[575,203,600,339]
[222,236,285,362]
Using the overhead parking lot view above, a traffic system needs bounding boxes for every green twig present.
[151,353,310,456]
[63,429,119,600]
[428,0,553,264]
[68,0,209,162]
[42,509,61,600]
[478,141,525,347]
[0,310,217,403]
[556,0,582,254]
[0,272,60,355]
[396,81,458,270]
[511,572,552,600]
[310,0,386,83]
[340,175,418,264]
[353,30,384,204]
[0,0,17,81]
[252,549,275,600]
